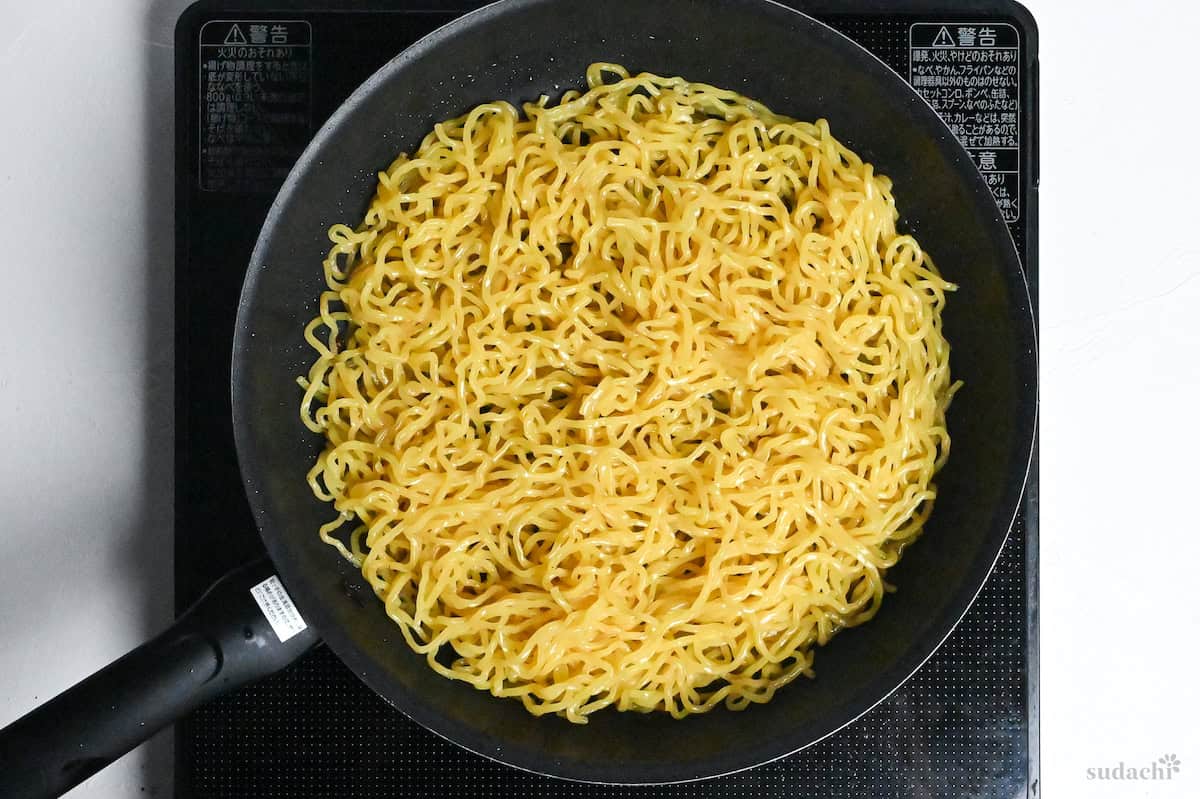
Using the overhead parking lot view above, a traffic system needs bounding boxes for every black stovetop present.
[174,2,1039,796]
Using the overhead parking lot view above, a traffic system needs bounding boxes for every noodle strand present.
[301,64,957,723]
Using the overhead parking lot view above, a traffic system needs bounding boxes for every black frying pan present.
[0,0,1037,795]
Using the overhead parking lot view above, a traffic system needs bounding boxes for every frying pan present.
[0,0,1037,795]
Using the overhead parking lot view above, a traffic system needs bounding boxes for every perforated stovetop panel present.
[174,3,1038,797]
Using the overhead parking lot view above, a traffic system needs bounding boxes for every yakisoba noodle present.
[300,63,957,723]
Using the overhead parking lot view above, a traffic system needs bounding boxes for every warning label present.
[909,22,1021,222]
[198,20,312,193]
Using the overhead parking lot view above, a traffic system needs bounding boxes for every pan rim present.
[231,0,1038,784]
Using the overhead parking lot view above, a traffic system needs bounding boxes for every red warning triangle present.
[224,24,248,45]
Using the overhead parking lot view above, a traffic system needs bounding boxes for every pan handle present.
[0,559,319,799]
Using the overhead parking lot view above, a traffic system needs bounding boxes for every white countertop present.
[1,1,1197,796]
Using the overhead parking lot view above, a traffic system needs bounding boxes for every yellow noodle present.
[300,63,957,723]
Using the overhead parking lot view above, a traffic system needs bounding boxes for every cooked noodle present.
[300,63,957,723]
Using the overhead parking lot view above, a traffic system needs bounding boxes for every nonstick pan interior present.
[233,0,1037,783]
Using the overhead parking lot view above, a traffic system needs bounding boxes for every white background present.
[0,0,1197,796]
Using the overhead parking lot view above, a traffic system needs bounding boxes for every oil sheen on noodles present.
[300,63,957,723]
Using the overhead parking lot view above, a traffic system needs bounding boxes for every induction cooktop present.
[173,2,1039,795]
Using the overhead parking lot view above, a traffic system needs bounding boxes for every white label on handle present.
[250,575,308,643]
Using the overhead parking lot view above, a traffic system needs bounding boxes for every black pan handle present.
[0,559,319,799]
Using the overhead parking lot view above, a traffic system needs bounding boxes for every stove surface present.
[174,2,1039,796]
